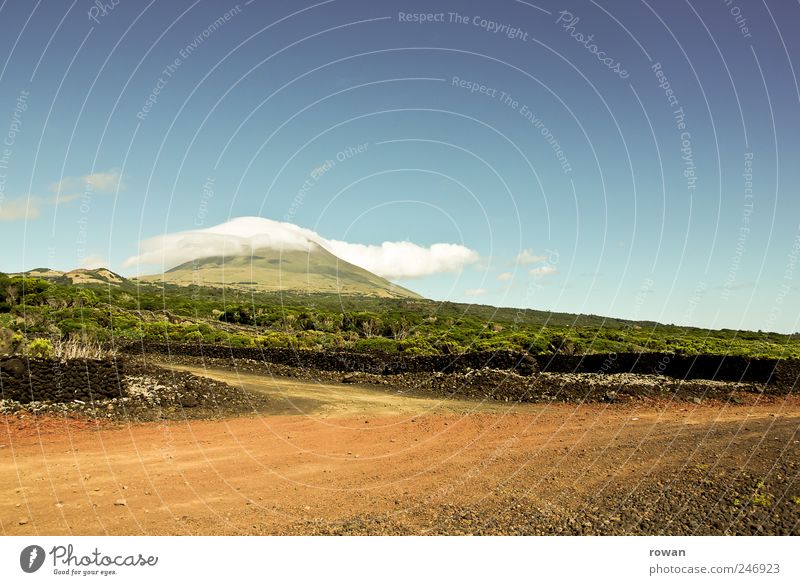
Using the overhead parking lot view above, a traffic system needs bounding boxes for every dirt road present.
[164,363,495,417]
[2,367,799,535]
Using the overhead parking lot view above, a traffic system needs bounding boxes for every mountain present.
[9,247,420,298]
[10,267,128,287]
[137,245,421,298]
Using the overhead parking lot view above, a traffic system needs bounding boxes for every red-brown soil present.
[2,367,798,535]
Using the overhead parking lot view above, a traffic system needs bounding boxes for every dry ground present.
[2,366,798,535]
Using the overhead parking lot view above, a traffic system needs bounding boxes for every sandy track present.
[162,363,492,417]
[2,367,799,535]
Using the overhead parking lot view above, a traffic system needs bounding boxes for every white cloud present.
[0,196,40,221]
[84,169,123,192]
[0,170,123,221]
[78,254,108,269]
[124,216,480,280]
[517,249,546,265]
[326,240,479,280]
[464,288,488,297]
[51,168,123,204]
[497,272,513,281]
[530,265,557,278]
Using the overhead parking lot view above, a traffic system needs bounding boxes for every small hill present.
[64,268,126,286]
[13,267,65,279]
[10,267,128,287]
[138,245,421,298]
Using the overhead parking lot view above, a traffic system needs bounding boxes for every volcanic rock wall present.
[537,353,779,383]
[0,357,125,403]
[127,342,535,375]
[128,343,798,391]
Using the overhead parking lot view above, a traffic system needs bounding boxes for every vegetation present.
[26,338,54,359]
[1,271,798,359]
[139,247,420,298]
[751,481,774,508]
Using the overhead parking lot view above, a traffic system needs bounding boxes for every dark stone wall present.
[538,353,780,383]
[127,343,797,390]
[126,342,536,376]
[774,359,800,392]
[0,356,125,403]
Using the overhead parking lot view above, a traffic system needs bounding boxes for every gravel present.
[294,439,800,536]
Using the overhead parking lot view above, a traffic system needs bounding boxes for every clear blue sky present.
[1,0,798,333]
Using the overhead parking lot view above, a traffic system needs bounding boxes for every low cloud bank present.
[124,216,479,280]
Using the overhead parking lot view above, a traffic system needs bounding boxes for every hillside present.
[137,245,421,299]
[1,266,797,360]
[10,267,128,287]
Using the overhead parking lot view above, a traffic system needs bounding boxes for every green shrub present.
[255,332,293,348]
[27,338,54,359]
[399,337,435,355]
[143,321,169,340]
[111,314,140,330]
[228,334,255,347]
[184,330,203,343]
[202,330,229,343]
[219,306,254,325]
[353,337,399,353]
[432,340,464,354]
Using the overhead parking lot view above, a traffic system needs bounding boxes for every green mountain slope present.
[138,245,421,299]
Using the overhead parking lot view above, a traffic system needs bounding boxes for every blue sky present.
[1,0,798,333]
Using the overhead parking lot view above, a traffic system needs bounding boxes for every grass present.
[52,339,115,360]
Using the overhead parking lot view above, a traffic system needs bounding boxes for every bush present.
[143,321,169,340]
[256,331,300,348]
[111,314,140,330]
[184,330,203,343]
[353,337,399,353]
[219,306,254,325]
[27,337,54,359]
[432,340,464,354]
[473,338,518,353]
[399,337,435,355]
[228,334,255,348]
[293,331,325,350]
